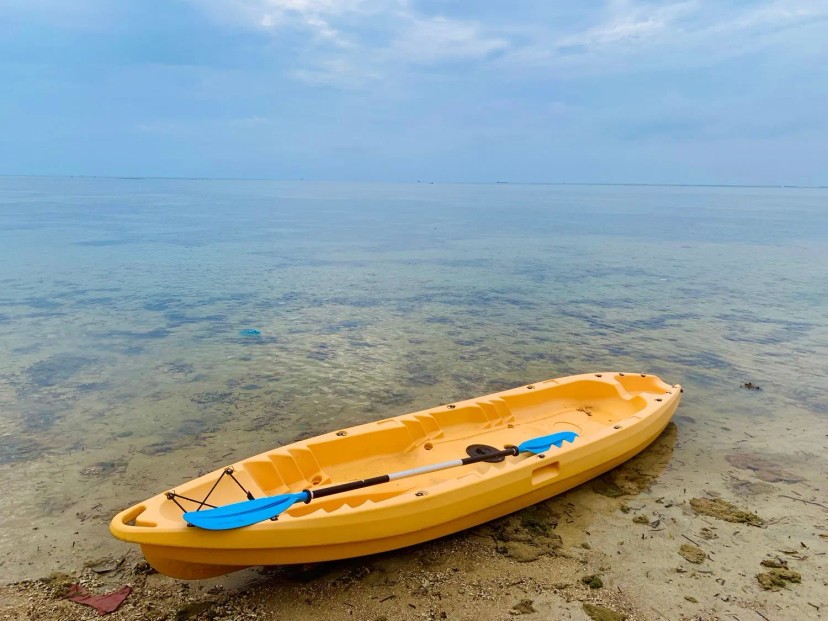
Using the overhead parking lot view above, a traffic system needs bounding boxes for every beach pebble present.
[511,599,536,614]
[582,602,626,621]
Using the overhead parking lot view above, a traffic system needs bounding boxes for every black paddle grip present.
[310,475,390,500]
[460,446,519,466]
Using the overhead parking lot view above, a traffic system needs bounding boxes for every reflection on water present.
[0,178,827,578]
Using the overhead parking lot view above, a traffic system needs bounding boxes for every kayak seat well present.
[159,377,654,520]
[234,405,519,504]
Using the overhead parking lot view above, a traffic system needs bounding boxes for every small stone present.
[679,544,706,564]
[760,558,787,569]
[580,542,591,549]
[499,541,542,562]
[133,561,158,575]
[581,574,604,589]
[632,515,649,524]
[582,602,626,621]
[684,595,698,603]
[39,572,75,598]
[176,601,214,621]
[88,557,125,574]
[592,478,624,497]
[512,599,536,615]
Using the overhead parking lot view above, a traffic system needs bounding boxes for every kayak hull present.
[111,372,681,579]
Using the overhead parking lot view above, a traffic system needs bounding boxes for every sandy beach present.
[3,408,826,621]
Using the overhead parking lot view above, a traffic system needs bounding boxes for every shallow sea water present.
[0,177,826,581]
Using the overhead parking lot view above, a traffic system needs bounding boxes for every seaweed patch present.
[25,354,97,388]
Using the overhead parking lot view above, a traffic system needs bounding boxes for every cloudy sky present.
[1,0,826,184]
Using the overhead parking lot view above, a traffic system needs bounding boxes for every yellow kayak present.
[110,372,681,579]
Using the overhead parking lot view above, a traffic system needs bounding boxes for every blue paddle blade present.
[184,491,310,530]
[517,430,578,454]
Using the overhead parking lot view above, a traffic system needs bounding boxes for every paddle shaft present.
[308,445,520,500]
[183,431,576,529]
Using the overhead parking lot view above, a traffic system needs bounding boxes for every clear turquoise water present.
[1,177,826,577]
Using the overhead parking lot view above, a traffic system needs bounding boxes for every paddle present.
[184,430,578,530]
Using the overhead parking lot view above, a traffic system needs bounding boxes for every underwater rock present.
[727,476,777,496]
[156,361,195,376]
[581,574,604,589]
[307,345,334,361]
[86,557,125,574]
[490,505,562,562]
[190,391,234,405]
[592,423,677,497]
[582,602,626,621]
[689,497,764,526]
[512,599,536,614]
[499,541,543,562]
[140,439,180,456]
[592,477,625,497]
[404,362,440,387]
[725,453,803,483]
[22,406,61,431]
[175,600,214,621]
[80,460,128,478]
[370,390,415,408]
[0,436,43,465]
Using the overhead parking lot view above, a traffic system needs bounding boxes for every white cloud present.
[390,16,509,64]
[496,0,828,78]
[192,0,510,86]
[555,1,696,50]
[195,0,382,37]
[289,58,380,89]
[190,0,828,88]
